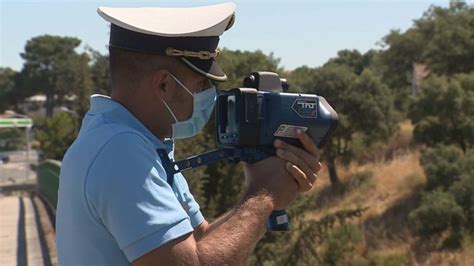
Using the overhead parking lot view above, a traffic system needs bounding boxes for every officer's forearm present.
[198,210,233,239]
[196,192,273,264]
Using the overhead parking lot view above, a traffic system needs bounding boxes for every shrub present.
[449,172,474,232]
[370,253,406,266]
[421,145,463,190]
[408,190,465,237]
[409,73,474,151]
[322,224,364,266]
[34,112,79,160]
[0,128,26,151]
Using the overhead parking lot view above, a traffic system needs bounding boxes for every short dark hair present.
[109,46,182,92]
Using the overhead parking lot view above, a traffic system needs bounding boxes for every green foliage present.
[408,190,464,237]
[371,253,406,266]
[87,47,111,95]
[380,2,474,81]
[420,145,464,190]
[378,2,474,111]
[321,224,364,266]
[324,49,377,75]
[286,53,398,185]
[0,67,19,112]
[34,112,79,160]
[308,64,398,183]
[68,53,94,117]
[462,234,474,252]
[250,231,291,266]
[216,48,281,88]
[379,28,424,90]
[20,35,93,117]
[287,65,313,92]
[256,50,398,184]
[415,145,474,248]
[449,159,474,232]
[0,128,26,151]
[410,73,474,151]
[415,2,474,76]
[283,207,367,265]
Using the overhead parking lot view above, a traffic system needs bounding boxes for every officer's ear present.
[151,69,174,99]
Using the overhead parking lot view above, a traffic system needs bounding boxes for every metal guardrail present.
[36,160,61,213]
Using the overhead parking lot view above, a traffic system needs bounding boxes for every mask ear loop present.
[169,73,193,96]
[162,73,192,123]
[162,99,179,123]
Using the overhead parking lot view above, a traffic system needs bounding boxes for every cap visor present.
[180,58,227,82]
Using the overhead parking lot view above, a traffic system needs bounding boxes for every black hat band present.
[109,24,220,57]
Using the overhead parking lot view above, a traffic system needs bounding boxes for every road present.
[0,150,39,186]
[0,195,57,266]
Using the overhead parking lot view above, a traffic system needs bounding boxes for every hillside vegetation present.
[249,121,474,266]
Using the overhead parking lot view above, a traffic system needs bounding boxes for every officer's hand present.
[273,130,322,192]
[243,156,299,210]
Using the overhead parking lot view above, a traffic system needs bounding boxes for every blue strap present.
[156,149,174,188]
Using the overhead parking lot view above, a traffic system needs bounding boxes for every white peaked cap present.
[97,2,236,81]
[97,2,236,37]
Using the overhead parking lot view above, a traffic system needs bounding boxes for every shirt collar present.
[88,94,173,152]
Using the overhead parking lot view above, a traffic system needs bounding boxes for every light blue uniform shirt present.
[56,95,204,265]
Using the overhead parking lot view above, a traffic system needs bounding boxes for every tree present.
[448,148,474,232]
[377,1,474,112]
[34,112,79,160]
[449,160,474,232]
[378,28,424,90]
[415,2,474,76]
[0,67,18,112]
[87,47,111,95]
[420,145,464,190]
[304,64,397,184]
[216,48,282,88]
[68,53,94,117]
[409,73,474,151]
[0,128,26,151]
[379,1,474,78]
[287,65,313,93]
[288,50,398,185]
[411,145,474,242]
[20,35,92,117]
[324,49,377,75]
[408,189,465,237]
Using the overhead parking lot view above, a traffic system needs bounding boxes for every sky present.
[0,0,457,71]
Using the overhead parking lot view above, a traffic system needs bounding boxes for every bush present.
[413,116,449,146]
[408,190,464,237]
[415,146,474,247]
[421,145,464,190]
[322,224,364,266]
[369,252,406,266]
[459,148,474,175]
[34,112,79,160]
[449,172,474,232]
[409,73,474,151]
[0,128,26,151]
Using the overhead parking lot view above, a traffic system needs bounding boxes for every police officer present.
[56,3,322,265]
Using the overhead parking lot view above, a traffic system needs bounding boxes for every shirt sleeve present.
[166,139,204,228]
[85,132,194,262]
[173,172,205,228]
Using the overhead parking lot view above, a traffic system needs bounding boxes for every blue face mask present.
[162,74,216,139]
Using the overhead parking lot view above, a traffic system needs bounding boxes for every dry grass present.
[308,150,424,221]
[299,120,474,265]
